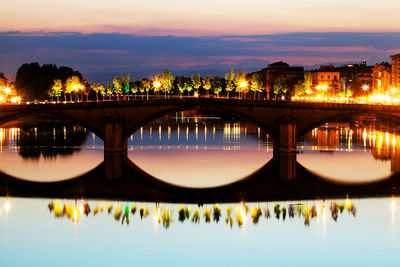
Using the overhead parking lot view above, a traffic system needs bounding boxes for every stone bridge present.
[1,98,400,181]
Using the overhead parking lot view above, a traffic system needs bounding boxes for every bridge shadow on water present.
[1,153,400,203]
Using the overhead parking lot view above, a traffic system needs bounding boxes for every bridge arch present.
[297,111,400,138]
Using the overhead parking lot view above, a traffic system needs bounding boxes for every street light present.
[153,81,161,88]
[362,85,369,91]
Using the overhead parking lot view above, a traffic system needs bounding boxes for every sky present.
[1,0,400,79]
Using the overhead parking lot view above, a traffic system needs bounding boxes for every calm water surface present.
[1,113,400,266]
[0,197,399,266]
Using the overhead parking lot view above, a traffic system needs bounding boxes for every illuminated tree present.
[225,69,235,98]
[121,73,131,101]
[65,76,80,102]
[295,72,312,97]
[140,79,151,100]
[106,82,113,100]
[190,74,201,96]
[97,85,105,100]
[51,79,63,102]
[202,75,212,97]
[211,76,224,97]
[187,84,193,96]
[250,73,263,100]
[131,82,139,99]
[139,80,145,99]
[113,76,123,101]
[303,72,312,95]
[161,69,174,99]
[91,82,100,101]
[234,70,246,98]
[153,74,162,96]
[273,78,288,100]
[176,76,189,98]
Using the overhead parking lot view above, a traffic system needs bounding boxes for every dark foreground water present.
[1,112,400,266]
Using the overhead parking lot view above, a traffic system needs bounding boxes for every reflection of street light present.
[5,198,10,214]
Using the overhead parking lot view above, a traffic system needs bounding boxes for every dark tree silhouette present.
[15,62,83,101]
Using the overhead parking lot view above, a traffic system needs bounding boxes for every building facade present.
[391,54,400,89]
[310,70,341,94]
[250,62,304,100]
[372,63,391,93]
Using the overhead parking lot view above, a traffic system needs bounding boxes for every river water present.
[0,112,399,266]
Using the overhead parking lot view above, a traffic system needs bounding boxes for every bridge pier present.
[104,120,127,154]
[104,119,128,181]
[274,117,297,181]
[275,117,297,153]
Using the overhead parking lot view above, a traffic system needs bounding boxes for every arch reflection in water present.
[46,198,357,228]
[128,111,273,188]
[298,121,400,183]
[0,122,104,182]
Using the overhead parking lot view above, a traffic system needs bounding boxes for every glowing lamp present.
[240,81,248,88]
[362,85,369,91]
[3,87,11,94]
[10,97,21,104]
[153,81,161,88]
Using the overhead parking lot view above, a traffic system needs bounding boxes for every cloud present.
[0,31,399,78]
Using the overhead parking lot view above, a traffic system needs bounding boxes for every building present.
[250,62,304,100]
[333,62,373,96]
[391,54,400,89]
[372,63,391,93]
[310,71,340,87]
[265,62,304,99]
[310,65,340,94]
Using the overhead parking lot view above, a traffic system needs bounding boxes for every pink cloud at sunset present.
[240,46,377,53]
[2,0,400,36]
